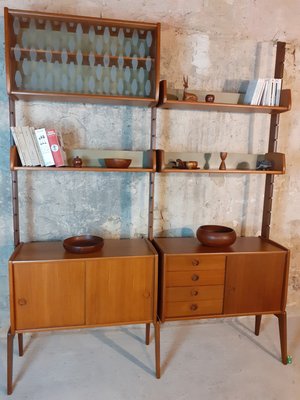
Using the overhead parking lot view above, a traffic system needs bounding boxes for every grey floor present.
[0,306,299,400]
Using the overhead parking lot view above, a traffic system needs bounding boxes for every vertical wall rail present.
[148,107,157,240]
[9,97,20,246]
[261,42,286,239]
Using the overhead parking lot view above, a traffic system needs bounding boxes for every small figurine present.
[73,156,83,168]
[256,159,273,171]
[205,94,215,103]
[182,76,198,102]
[219,152,227,170]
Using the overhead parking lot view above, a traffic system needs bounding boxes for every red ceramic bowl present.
[196,225,236,247]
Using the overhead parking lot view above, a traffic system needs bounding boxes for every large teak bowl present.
[196,225,236,247]
[63,235,104,253]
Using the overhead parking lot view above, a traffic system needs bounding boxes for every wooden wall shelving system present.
[5,7,291,395]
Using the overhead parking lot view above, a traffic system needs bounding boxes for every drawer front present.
[166,255,226,272]
[166,269,225,287]
[166,299,223,318]
[166,285,224,302]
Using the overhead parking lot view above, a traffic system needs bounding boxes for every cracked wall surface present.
[1,0,300,326]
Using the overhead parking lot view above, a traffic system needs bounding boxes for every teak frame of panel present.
[5,7,161,395]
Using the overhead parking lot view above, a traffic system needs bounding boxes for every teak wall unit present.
[5,7,161,395]
[154,41,291,369]
[5,7,292,396]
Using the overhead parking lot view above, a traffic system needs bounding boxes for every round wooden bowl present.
[63,235,104,254]
[104,158,132,168]
[196,225,236,247]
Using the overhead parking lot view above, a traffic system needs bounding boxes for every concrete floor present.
[0,307,299,400]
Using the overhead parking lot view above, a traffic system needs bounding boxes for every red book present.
[46,129,67,167]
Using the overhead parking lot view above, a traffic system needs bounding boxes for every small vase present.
[219,152,227,170]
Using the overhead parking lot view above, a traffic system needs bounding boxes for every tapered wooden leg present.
[145,323,150,345]
[7,328,15,395]
[255,315,262,336]
[154,321,160,378]
[276,312,287,364]
[18,333,24,356]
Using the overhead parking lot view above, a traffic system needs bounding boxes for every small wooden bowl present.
[196,225,236,247]
[184,161,198,169]
[104,158,132,168]
[63,235,104,254]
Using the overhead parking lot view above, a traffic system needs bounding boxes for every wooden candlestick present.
[219,152,227,170]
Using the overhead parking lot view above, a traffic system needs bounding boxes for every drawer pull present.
[191,274,199,281]
[192,259,199,266]
[191,289,198,296]
[190,304,198,311]
[18,298,27,306]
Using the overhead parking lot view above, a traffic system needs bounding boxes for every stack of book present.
[10,127,67,167]
[243,78,282,106]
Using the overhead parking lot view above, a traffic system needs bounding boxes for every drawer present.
[166,255,226,272]
[166,269,225,287]
[166,285,224,302]
[166,299,223,318]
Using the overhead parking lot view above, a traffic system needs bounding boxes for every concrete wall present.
[1,0,299,327]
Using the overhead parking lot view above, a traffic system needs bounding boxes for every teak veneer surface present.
[11,239,155,262]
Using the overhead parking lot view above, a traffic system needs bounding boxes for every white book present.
[261,79,271,106]
[275,79,282,106]
[251,79,265,105]
[34,128,55,167]
[244,80,259,105]
[23,126,40,166]
[30,126,45,166]
[16,126,31,165]
[270,78,276,106]
[10,126,25,166]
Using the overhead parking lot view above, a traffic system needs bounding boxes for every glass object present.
[60,22,68,48]
[76,74,83,92]
[76,23,83,49]
[22,58,30,75]
[139,42,145,58]
[14,44,21,62]
[89,52,95,67]
[96,36,103,54]
[45,48,52,63]
[145,80,151,96]
[61,48,68,64]
[22,31,29,48]
[146,56,152,72]
[29,18,36,47]
[13,17,20,35]
[131,79,138,96]
[138,67,145,96]
[68,36,76,52]
[117,78,124,95]
[124,66,131,95]
[103,76,110,94]
[88,76,96,93]
[125,41,131,57]
[76,50,83,66]
[111,40,117,56]
[96,64,103,80]
[30,48,37,62]
[61,74,68,91]
[15,70,22,88]
[146,31,153,48]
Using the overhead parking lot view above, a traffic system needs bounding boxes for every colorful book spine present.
[46,129,67,167]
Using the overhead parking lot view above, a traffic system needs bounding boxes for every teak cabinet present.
[5,6,292,396]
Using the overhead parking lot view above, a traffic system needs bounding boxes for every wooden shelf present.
[158,80,291,114]
[10,146,156,172]
[156,149,286,175]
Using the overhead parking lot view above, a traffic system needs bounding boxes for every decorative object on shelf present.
[175,159,198,169]
[104,158,132,168]
[63,235,104,254]
[167,93,179,100]
[204,153,212,170]
[196,225,237,247]
[205,94,215,103]
[182,76,198,102]
[219,152,227,170]
[256,159,273,171]
[72,156,83,168]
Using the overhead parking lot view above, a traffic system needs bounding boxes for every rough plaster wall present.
[1,0,300,326]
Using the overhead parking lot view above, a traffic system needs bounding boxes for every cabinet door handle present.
[191,289,198,296]
[190,304,198,311]
[192,259,199,266]
[18,298,27,306]
[191,274,199,281]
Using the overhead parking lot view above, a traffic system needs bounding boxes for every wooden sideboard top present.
[153,237,288,255]
[11,239,156,262]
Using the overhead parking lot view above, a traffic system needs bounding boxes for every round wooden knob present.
[192,259,199,266]
[191,274,199,281]
[18,298,27,306]
[190,304,198,311]
[191,289,198,296]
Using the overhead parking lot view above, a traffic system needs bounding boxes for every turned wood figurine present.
[182,76,198,102]
[219,152,227,170]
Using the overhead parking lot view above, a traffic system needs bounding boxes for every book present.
[34,128,55,167]
[10,126,26,165]
[244,80,259,105]
[16,126,32,165]
[46,129,67,167]
[244,79,265,105]
[30,126,45,166]
[274,78,282,106]
[22,126,40,166]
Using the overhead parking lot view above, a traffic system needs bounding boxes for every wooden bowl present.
[196,225,236,247]
[184,161,198,169]
[63,235,104,254]
[104,158,132,168]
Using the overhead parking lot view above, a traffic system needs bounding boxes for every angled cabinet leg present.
[7,328,15,395]
[145,323,150,345]
[255,315,262,336]
[275,312,288,364]
[154,320,161,378]
[18,333,24,356]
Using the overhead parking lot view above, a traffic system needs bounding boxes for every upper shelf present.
[5,8,160,106]
[158,80,291,114]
